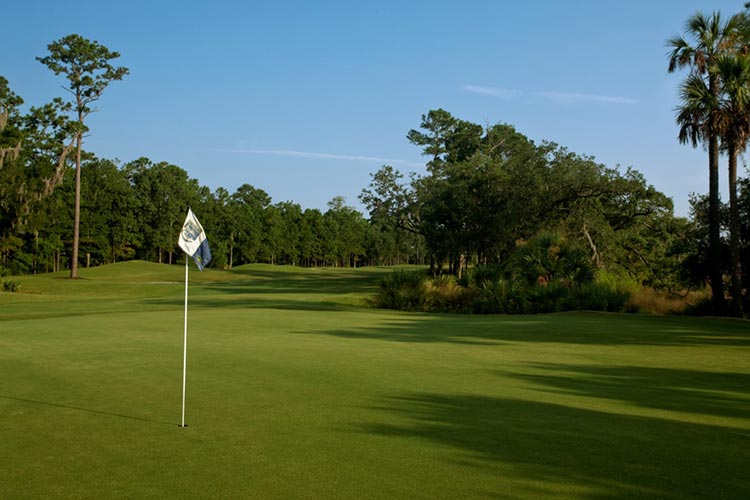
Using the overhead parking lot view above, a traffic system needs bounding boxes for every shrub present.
[527,281,571,313]
[376,270,428,311]
[471,281,505,314]
[629,288,709,315]
[468,265,505,287]
[596,270,638,293]
[570,282,630,312]
[2,280,20,293]
[682,295,716,316]
[510,232,594,287]
[471,279,530,314]
[425,275,473,312]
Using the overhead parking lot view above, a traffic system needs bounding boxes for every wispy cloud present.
[463,84,637,104]
[535,90,638,104]
[216,148,424,168]
[462,85,523,98]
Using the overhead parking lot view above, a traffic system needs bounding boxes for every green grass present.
[1,261,748,499]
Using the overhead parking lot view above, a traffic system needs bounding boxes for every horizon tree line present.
[2,8,750,316]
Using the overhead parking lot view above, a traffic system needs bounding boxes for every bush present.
[570,282,630,312]
[374,260,638,315]
[425,275,473,312]
[471,281,505,314]
[510,232,594,287]
[595,270,638,292]
[376,270,429,311]
[468,265,505,287]
[682,295,716,316]
[631,288,710,315]
[527,281,570,313]
[471,279,530,314]
[2,280,20,293]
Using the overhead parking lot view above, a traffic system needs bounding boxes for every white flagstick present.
[180,256,189,427]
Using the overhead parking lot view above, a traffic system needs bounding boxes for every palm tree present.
[714,53,750,315]
[668,11,739,311]
[677,52,750,316]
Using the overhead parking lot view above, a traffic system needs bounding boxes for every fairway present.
[1,262,748,500]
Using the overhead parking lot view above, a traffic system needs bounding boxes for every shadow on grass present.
[216,267,384,295]
[0,394,175,426]
[299,312,750,347]
[139,267,381,311]
[142,295,363,313]
[359,392,749,500]
[505,364,750,421]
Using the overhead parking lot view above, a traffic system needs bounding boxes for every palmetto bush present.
[467,264,505,287]
[471,279,529,314]
[376,269,429,311]
[377,233,633,314]
[510,232,595,287]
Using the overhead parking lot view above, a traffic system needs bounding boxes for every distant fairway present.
[1,261,748,500]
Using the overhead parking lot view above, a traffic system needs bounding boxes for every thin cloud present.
[535,90,637,104]
[217,148,424,168]
[462,85,523,98]
[464,84,637,104]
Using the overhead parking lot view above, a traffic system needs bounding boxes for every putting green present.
[1,262,748,499]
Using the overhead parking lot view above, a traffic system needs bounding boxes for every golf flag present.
[177,208,211,428]
[178,208,211,270]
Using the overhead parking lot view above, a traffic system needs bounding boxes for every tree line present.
[2,6,750,316]
[0,149,412,272]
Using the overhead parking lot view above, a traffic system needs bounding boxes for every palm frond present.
[712,53,750,147]
[666,36,693,72]
[675,73,713,147]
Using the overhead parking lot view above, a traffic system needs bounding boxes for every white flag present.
[178,208,212,270]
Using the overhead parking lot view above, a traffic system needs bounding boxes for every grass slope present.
[1,262,748,499]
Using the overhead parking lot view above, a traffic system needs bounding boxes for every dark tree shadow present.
[357,392,749,499]
[140,267,383,312]
[298,312,750,347]
[218,267,384,295]
[503,364,750,420]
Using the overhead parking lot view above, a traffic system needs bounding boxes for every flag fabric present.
[178,208,212,270]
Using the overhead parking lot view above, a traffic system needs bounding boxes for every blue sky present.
[2,0,746,216]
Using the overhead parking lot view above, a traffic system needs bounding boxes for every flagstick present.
[180,257,189,427]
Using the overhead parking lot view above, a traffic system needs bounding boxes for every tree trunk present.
[229,237,234,269]
[70,131,82,279]
[708,130,724,312]
[707,75,724,313]
[728,147,743,316]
